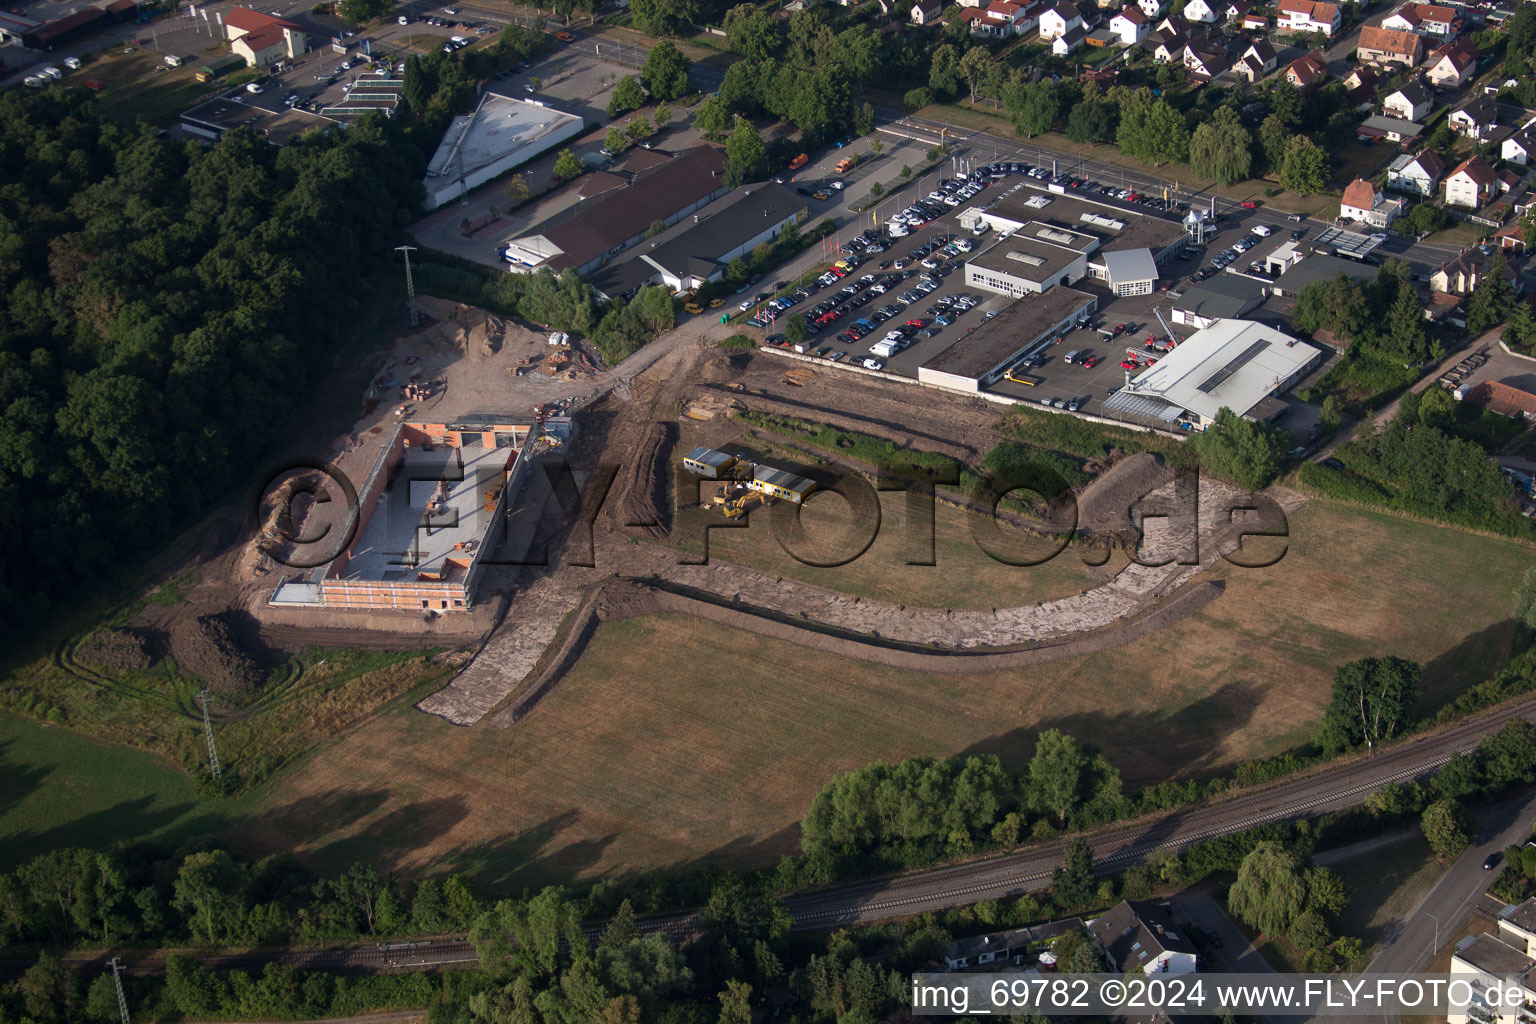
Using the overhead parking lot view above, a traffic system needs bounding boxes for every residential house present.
[943,928,1036,971]
[956,0,984,8]
[1357,24,1423,67]
[1109,5,1150,42]
[1039,0,1086,37]
[1183,0,1217,22]
[1154,13,1189,33]
[1444,155,1497,208]
[1431,247,1515,294]
[1386,149,1444,195]
[1425,37,1478,88]
[1449,95,1499,139]
[1343,65,1379,104]
[1148,27,1187,60]
[911,0,943,23]
[1184,35,1235,78]
[1241,10,1268,29]
[1241,39,1277,72]
[1053,23,1089,51]
[1284,50,1329,90]
[1088,902,1199,976]
[1465,380,1536,420]
[1380,1,1455,36]
[1225,0,1255,20]
[1505,127,1536,166]
[1275,0,1340,36]
[1138,0,1166,17]
[1382,80,1432,121]
[964,0,1040,35]
[222,6,306,67]
[1338,177,1405,227]
[1494,221,1527,255]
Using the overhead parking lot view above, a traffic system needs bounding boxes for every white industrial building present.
[423,92,584,209]
[1094,247,1159,296]
[1101,318,1322,427]
[918,287,1097,393]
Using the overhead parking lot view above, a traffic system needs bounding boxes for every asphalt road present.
[1369,788,1536,974]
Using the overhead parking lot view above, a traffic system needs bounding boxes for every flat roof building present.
[423,92,584,209]
[966,231,1092,296]
[919,287,1098,393]
[180,98,337,144]
[1271,252,1380,296]
[750,464,817,503]
[683,447,736,478]
[1106,318,1322,427]
[1171,274,1268,328]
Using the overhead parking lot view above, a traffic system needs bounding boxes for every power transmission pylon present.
[395,245,419,327]
[196,689,221,779]
[110,957,131,1024]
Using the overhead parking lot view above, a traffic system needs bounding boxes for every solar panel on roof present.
[1196,338,1268,394]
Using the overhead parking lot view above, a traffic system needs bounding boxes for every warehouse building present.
[501,146,728,276]
[423,93,584,209]
[918,287,1097,393]
[1171,274,1268,328]
[1102,318,1322,427]
[1271,252,1379,297]
[180,98,336,144]
[634,183,808,292]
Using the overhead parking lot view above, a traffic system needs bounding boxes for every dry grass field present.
[237,500,1532,889]
[687,491,1131,609]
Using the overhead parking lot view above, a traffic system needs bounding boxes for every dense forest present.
[0,89,425,634]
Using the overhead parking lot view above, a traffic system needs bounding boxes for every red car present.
[1120,359,1137,370]
[907,318,925,327]
[1081,356,1100,369]
[1240,200,1259,209]
[1112,323,1126,336]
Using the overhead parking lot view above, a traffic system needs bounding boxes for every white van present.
[41,66,63,79]
[63,56,81,70]
[1064,349,1080,364]
[1252,224,1272,237]
[164,54,183,67]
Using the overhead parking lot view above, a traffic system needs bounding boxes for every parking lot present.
[744,159,1217,421]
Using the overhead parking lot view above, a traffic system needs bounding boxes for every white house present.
[1382,80,1432,121]
[1505,128,1536,166]
[1275,0,1340,36]
[1182,0,1217,22]
[1386,149,1444,195]
[1109,5,1150,42]
[1425,38,1478,88]
[1052,23,1088,51]
[1449,96,1499,140]
[1039,0,1086,37]
[1338,178,1404,228]
[1444,155,1497,208]
[1138,0,1167,16]
[911,0,943,24]
[1089,902,1199,976]
[1381,1,1454,36]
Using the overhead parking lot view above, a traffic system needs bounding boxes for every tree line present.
[0,89,424,638]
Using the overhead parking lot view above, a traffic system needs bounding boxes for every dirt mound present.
[694,349,750,385]
[170,613,267,699]
[1076,452,1175,535]
[619,421,677,538]
[78,627,163,672]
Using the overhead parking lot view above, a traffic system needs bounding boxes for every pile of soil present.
[1076,452,1175,534]
[78,627,162,673]
[170,613,266,698]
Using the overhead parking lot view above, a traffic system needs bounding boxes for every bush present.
[904,86,936,108]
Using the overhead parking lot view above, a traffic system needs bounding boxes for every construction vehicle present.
[723,493,763,518]
[834,156,856,174]
[788,153,808,171]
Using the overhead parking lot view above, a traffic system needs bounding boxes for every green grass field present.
[0,712,232,868]
[1330,834,1444,954]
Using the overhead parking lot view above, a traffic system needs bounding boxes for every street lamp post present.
[1427,913,1440,960]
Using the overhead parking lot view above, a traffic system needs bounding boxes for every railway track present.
[15,696,1533,980]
